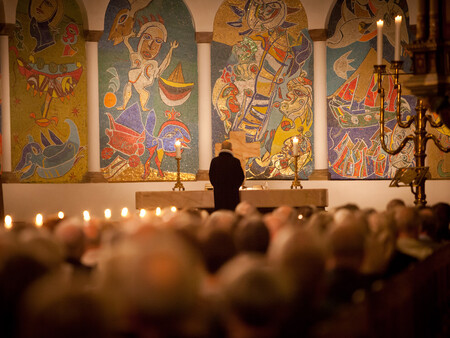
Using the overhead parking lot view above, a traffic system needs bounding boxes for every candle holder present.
[374,60,449,206]
[290,155,303,189]
[172,157,185,191]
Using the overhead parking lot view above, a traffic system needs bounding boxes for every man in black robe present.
[209,141,245,211]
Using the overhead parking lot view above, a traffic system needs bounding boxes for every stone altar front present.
[136,189,328,210]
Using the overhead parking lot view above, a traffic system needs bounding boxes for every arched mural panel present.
[211,0,314,180]
[10,0,88,182]
[326,0,450,180]
[98,0,198,182]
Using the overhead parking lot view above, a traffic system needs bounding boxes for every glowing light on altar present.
[35,213,43,227]
[4,215,12,230]
[83,210,91,223]
[155,207,162,216]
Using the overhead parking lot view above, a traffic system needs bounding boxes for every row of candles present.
[377,15,402,64]
[3,206,179,230]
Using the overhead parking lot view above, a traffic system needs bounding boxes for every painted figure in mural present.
[117,20,178,111]
[230,0,305,141]
[15,119,83,180]
[327,0,409,50]
[279,73,313,125]
[29,0,64,53]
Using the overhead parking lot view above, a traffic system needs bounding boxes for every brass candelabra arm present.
[426,134,450,153]
[379,134,415,156]
[425,114,445,129]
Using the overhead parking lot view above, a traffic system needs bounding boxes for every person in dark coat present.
[209,141,245,211]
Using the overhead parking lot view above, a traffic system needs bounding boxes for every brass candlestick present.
[290,155,303,189]
[172,158,185,191]
[375,61,449,206]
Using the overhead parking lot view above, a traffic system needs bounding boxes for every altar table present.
[136,189,328,211]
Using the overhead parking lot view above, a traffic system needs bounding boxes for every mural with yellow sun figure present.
[10,0,87,182]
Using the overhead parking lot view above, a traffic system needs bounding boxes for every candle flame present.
[83,210,90,222]
[104,209,112,219]
[155,207,162,216]
[4,215,12,230]
[58,211,64,219]
[35,213,43,227]
[139,209,146,218]
[121,207,129,218]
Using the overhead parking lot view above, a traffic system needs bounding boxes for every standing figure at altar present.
[209,141,245,211]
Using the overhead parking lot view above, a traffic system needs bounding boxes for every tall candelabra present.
[375,60,450,206]
[172,157,185,191]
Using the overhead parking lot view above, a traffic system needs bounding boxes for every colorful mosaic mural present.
[9,0,88,182]
[99,0,198,182]
[327,0,450,179]
[212,0,314,180]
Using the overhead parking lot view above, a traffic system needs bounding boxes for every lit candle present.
[139,209,146,218]
[175,140,181,159]
[292,137,299,156]
[121,207,129,218]
[377,19,383,65]
[104,209,112,220]
[394,16,402,60]
[83,210,91,223]
[155,207,162,216]
[35,213,43,227]
[170,206,177,213]
[4,215,12,230]
[58,211,64,219]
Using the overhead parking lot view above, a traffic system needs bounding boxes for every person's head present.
[19,274,112,338]
[326,213,367,271]
[205,210,239,233]
[394,206,421,238]
[218,254,287,337]
[137,22,167,60]
[221,140,233,150]
[386,198,406,213]
[199,227,236,274]
[53,218,86,261]
[234,216,270,255]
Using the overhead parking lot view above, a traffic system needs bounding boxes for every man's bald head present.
[221,140,232,150]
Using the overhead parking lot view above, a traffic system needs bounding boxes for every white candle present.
[104,209,112,220]
[35,213,43,227]
[377,20,383,65]
[394,16,402,60]
[292,137,299,156]
[175,140,181,159]
[4,215,12,230]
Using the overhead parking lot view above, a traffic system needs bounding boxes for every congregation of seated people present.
[0,199,449,338]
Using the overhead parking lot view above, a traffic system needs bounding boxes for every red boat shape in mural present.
[102,110,145,168]
[16,56,83,127]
